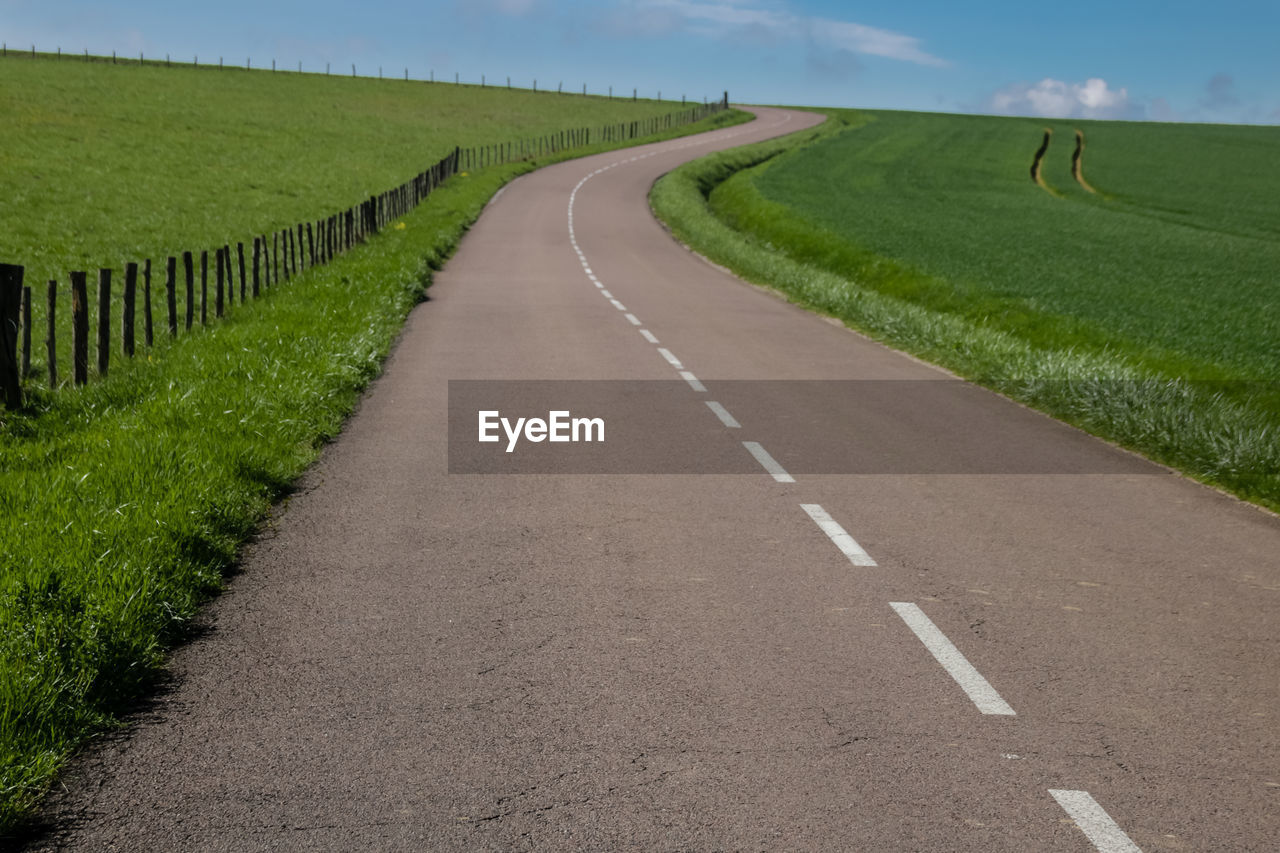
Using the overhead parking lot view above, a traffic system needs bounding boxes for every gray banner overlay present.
[447,380,1224,475]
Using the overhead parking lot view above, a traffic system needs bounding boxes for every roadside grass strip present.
[649,112,1280,512]
[890,603,1016,716]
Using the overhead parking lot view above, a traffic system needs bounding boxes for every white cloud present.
[987,77,1138,119]
[622,0,948,67]
[809,18,947,67]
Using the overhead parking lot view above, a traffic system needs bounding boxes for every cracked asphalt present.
[22,107,1280,851]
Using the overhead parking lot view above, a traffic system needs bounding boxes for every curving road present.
[27,107,1280,851]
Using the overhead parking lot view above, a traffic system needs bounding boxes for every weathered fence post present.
[183,251,194,330]
[46,280,57,386]
[165,257,177,338]
[21,285,31,377]
[71,271,89,385]
[252,237,261,297]
[222,243,234,304]
[122,262,137,358]
[273,231,280,283]
[199,250,208,325]
[215,248,224,317]
[238,242,246,301]
[143,259,153,348]
[0,264,23,407]
[306,223,315,267]
[96,268,111,376]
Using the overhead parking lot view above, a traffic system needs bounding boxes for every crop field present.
[653,109,1280,508]
[742,110,1280,381]
[0,54,745,834]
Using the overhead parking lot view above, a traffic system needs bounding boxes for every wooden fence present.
[0,97,730,408]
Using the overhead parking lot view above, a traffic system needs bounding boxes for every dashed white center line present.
[624,313,642,326]
[639,329,659,344]
[680,371,706,392]
[657,348,683,369]
[705,401,741,428]
[600,289,612,298]
[800,504,876,566]
[1049,790,1143,853]
[742,441,795,483]
[889,602,1016,716]
[610,299,627,311]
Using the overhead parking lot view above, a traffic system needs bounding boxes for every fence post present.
[222,243,234,304]
[0,264,22,407]
[96,268,110,376]
[198,250,207,325]
[165,257,177,337]
[253,237,261,297]
[122,262,136,357]
[143,259,153,347]
[238,242,247,301]
[183,251,194,330]
[215,248,225,317]
[46,280,57,386]
[21,285,31,377]
[71,270,89,385]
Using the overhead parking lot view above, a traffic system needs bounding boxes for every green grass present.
[0,55,746,835]
[650,109,1280,509]
[0,54,732,386]
[737,110,1280,382]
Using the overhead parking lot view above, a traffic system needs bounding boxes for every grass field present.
[652,109,1280,508]
[0,55,728,387]
[0,55,746,835]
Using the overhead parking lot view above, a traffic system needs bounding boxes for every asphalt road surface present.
[25,108,1280,851]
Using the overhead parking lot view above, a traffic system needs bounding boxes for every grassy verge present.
[0,102,748,835]
[650,110,1280,510]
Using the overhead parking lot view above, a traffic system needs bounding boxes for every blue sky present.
[3,0,1278,123]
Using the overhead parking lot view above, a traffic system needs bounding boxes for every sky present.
[2,0,1278,124]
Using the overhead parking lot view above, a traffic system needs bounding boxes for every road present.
[27,107,1280,851]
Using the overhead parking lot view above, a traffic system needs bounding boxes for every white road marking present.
[889,602,1016,716]
[624,313,642,326]
[594,281,604,289]
[680,371,706,392]
[1049,790,1143,853]
[583,266,593,276]
[800,504,876,567]
[610,299,627,311]
[742,441,795,483]
[705,401,740,428]
[600,289,612,298]
[657,348,683,369]
[639,329,659,344]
